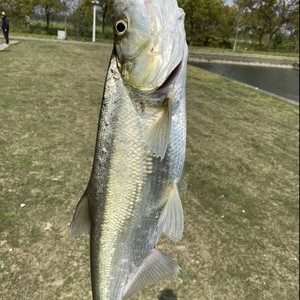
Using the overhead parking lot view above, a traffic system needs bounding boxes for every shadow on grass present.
[158,289,177,300]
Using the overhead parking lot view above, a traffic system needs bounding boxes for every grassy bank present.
[189,47,299,66]
[0,40,298,299]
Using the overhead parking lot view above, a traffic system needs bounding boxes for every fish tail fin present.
[123,249,180,299]
[70,190,91,236]
[158,182,184,241]
[145,98,171,159]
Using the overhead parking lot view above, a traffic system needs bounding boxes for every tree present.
[178,0,199,44]
[235,0,299,51]
[69,0,93,37]
[217,5,238,46]
[286,3,299,52]
[179,0,236,47]
[35,0,64,30]
[97,0,112,34]
[0,0,35,27]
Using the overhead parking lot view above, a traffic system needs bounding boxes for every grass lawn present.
[0,40,298,300]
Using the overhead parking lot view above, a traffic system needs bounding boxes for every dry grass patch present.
[0,40,298,300]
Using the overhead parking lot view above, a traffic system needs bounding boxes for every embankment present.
[188,51,299,69]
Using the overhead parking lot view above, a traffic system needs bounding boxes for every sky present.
[225,0,234,6]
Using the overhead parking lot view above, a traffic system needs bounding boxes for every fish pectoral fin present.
[70,191,91,236]
[158,183,184,241]
[123,249,180,299]
[145,98,171,159]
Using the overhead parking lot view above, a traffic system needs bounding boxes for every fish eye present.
[115,20,128,36]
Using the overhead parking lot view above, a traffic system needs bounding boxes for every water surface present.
[190,62,299,102]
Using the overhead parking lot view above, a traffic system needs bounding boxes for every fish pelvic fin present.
[70,191,91,236]
[158,182,184,242]
[145,98,171,159]
[123,249,180,299]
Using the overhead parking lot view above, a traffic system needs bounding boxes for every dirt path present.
[0,40,19,51]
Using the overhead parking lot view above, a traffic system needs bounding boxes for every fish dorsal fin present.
[70,191,91,236]
[145,98,171,159]
[158,183,184,241]
[123,249,180,299]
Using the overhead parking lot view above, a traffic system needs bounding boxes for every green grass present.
[11,20,114,43]
[10,30,114,44]
[0,40,298,300]
[199,46,298,57]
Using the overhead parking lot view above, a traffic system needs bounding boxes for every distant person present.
[1,11,9,45]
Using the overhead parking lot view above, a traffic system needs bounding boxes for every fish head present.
[113,0,186,93]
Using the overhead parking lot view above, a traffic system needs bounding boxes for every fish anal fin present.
[123,249,180,299]
[158,183,184,241]
[70,191,91,236]
[145,98,171,159]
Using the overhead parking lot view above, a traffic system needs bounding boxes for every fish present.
[70,0,188,299]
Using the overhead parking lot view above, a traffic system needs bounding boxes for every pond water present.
[190,62,299,103]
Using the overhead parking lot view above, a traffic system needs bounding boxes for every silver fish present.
[70,0,188,299]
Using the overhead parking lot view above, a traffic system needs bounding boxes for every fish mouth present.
[154,61,182,93]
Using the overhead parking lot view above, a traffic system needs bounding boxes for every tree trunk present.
[102,4,108,34]
[189,19,194,45]
[257,31,264,50]
[102,20,105,34]
[267,32,274,52]
[44,6,51,30]
[46,13,50,30]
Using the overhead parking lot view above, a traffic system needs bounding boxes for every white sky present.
[225,0,234,6]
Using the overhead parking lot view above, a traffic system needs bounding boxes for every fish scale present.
[93,57,168,299]
[98,60,148,299]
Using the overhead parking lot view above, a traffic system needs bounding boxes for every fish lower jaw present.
[116,56,183,95]
[154,60,183,93]
[128,60,183,95]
